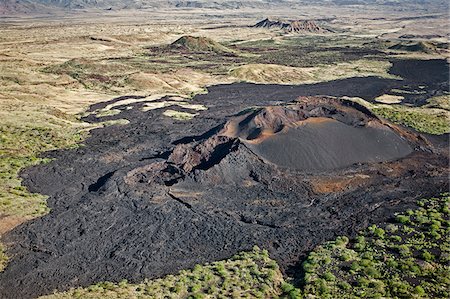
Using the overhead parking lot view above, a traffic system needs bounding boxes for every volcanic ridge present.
[252,18,328,33]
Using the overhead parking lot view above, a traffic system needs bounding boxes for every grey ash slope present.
[246,119,412,170]
[0,59,448,298]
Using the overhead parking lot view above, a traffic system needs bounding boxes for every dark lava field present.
[0,59,449,298]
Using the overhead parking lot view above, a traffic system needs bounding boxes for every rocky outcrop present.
[253,18,327,33]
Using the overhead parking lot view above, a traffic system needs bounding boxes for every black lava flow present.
[0,59,448,298]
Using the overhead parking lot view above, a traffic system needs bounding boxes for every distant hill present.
[0,0,284,14]
[253,18,328,33]
[388,41,447,54]
[1,0,448,15]
[0,0,49,14]
[168,36,235,53]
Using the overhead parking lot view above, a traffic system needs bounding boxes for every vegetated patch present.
[297,194,450,299]
[346,95,449,135]
[43,57,223,95]
[230,64,313,84]
[373,105,450,135]
[39,195,449,299]
[0,107,131,272]
[145,35,390,79]
[43,37,448,95]
[235,36,385,68]
[43,58,134,91]
[0,123,85,219]
[40,246,284,299]
[162,109,199,120]
[0,119,86,271]
[0,243,7,272]
[125,70,223,94]
[95,109,122,118]
[374,94,403,104]
[424,95,450,111]
[230,60,397,85]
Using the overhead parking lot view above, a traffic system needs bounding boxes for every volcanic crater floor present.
[0,59,449,298]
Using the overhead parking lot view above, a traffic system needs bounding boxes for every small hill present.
[253,18,327,33]
[166,96,413,173]
[168,36,235,54]
[230,64,313,84]
[388,41,442,54]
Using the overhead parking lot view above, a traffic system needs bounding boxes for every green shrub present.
[338,281,351,290]
[322,272,336,281]
[286,288,302,299]
[353,236,366,251]
[390,235,402,242]
[386,224,399,233]
[364,267,380,278]
[350,261,361,272]
[374,228,385,238]
[422,250,434,262]
[335,236,349,247]
[396,215,410,224]
[317,279,329,295]
[414,286,426,296]
[371,280,385,293]
[358,277,370,287]
[281,282,295,293]
[386,258,398,269]
[302,261,315,273]
[339,251,352,261]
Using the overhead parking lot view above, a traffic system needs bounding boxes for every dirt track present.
[0,59,448,298]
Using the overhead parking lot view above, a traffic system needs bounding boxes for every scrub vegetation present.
[40,195,450,299]
[0,108,129,271]
[373,105,450,135]
[41,247,284,299]
[0,116,84,271]
[0,244,7,272]
[299,194,450,298]
[163,109,199,120]
[0,112,132,220]
[0,122,83,218]
[347,97,450,135]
